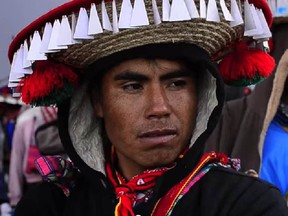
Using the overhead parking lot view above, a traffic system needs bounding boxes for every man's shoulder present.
[202,166,288,215]
[206,165,278,189]
[170,166,288,216]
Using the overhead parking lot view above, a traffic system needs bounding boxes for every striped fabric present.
[35,155,79,196]
[40,107,57,123]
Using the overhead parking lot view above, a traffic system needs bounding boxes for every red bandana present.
[106,162,173,216]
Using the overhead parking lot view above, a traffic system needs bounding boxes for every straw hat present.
[7,0,275,106]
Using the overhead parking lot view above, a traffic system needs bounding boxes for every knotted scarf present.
[106,162,173,216]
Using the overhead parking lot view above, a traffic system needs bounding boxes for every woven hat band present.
[54,20,239,69]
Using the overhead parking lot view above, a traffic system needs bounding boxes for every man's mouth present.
[138,129,177,145]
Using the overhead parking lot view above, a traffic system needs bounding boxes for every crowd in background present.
[0,89,64,215]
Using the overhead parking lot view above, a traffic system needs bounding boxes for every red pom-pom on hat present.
[18,60,79,106]
[219,41,275,86]
[217,0,274,86]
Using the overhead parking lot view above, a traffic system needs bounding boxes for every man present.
[6,0,288,215]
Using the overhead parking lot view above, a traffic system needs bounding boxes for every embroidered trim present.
[151,152,240,216]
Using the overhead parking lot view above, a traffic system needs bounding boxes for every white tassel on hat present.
[9,52,24,84]
[27,31,47,61]
[40,23,57,53]
[152,0,161,25]
[102,1,113,31]
[49,20,69,50]
[207,0,220,22]
[230,0,244,27]
[119,0,133,28]
[58,16,73,46]
[170,0,191,21]
[23,40,32,68]
[112,0,120,33]
[162,0,171,21]
[185,0,200,18]
[74,8,94,39]
[71,13,82,44]
[88,4,103,35]
[253,9,272,39]
[14,45,32,75]
[220,0,233,21]
[130,0,149,27]
[200,0,207,19]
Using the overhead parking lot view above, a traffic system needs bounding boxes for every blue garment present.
[0,171,8,202]
[6,121,15,150]
[260,120,288,196]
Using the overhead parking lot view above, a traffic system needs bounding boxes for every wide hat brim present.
[8,0,242,69]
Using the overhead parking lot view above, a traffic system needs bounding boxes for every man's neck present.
[117,158,146,181]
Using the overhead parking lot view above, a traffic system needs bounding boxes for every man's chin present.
[139,155,178,169]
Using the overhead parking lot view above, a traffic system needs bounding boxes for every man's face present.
[94,59,198,179]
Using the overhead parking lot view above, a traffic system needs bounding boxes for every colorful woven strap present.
[151,152,240,216]
[35,155,79,196]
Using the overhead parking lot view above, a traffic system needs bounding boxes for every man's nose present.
[145,85,171,119]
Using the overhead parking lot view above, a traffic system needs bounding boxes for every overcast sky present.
[0,0,68,87]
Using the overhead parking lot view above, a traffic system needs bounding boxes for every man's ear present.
[93,99,104,118]
[91,89,104,118]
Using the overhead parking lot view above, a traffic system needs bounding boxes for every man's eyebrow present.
[114,71,149,81]
[113,69,193,81]
[160,69,193,81]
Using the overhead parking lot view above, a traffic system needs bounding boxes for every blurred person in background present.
[0,87,22,212]
[224,85,246,101]
[206,3,288,200]
[8,106,64,209]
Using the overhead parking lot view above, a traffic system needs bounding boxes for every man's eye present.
[122,83,143,92]
[168,80,187,89]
